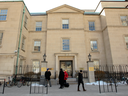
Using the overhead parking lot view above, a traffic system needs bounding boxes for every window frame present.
[21,36,26,51]
[0,9,8,21]
[120,15,128,26]
[0,32,3,46]
[32,60,40,73]
[33,40,41,52]
[19,59,23,74]
[124,35,128,49]
[24,15,28,29]
[90,40,98,52]
[88,21,95,31]
[62,38,70,51]
[35,21,42,31]
[62,19,69,29]
[93,59,100,71]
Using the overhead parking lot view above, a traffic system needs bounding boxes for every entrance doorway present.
[60,60,73,77]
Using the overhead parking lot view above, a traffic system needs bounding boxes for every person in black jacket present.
[77,70,86,91]
[45,68,52,87]
[59,68,64,89]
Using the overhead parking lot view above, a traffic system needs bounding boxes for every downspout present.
[15,5,25,74]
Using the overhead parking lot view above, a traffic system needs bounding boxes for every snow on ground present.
[31,83,44,86]
[85,81,128,85]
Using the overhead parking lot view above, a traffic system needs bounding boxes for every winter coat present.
[64,71,68,80]
[78,72,83,83]
[45,71,51,80]
[59,70,64,84]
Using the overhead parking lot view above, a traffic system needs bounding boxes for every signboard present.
[41,67,46,72]
[49,68,53,70]
[80,68,84,70]
[89,67,94,71]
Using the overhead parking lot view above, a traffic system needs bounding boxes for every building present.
[0,0,128,78]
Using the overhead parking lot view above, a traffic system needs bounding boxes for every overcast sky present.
[22,0,101,13]
[0,0,125,13]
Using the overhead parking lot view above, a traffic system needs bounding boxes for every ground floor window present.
[33,60,40,73]
[93,60,100,71]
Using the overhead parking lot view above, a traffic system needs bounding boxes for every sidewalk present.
[0,84,128,96]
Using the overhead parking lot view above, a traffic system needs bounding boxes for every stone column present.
[87,61,95,83]
[40,61,47,85]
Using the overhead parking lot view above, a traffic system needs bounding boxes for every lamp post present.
[88,53,91,61]
[43,53,46,62]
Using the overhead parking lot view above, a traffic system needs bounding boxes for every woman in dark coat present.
[59,68,64,89]
[78,70,86,91]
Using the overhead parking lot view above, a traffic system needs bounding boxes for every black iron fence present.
[0,79,5,94]
[75,70,88,78]
[13,65,48,94]
[94,65,128,93]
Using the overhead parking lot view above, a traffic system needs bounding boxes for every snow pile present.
[85,81,128,85]
[31,83,44,87]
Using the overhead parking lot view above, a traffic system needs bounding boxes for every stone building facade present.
[0,0,128,78]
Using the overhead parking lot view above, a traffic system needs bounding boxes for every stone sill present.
[90,51,100,53]
[32,51,41,53]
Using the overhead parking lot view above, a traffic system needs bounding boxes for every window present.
[34,41,41,51]
[125,36,128,48]
[33,61,40,73]
[93,60,100,71]
[90,40,98,51]
[120,16,128,26]
[19,60,23,74]
[89,21,95,31]
[36,22,42,31]
[0,10,7,21]
[63,39,70,50]
[62,19,69,29]
[24,16,28,28]
[21,37,25,50]
[0,33,3,45]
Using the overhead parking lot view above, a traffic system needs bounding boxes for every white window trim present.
[33,40,41,52]
[61,37,71,51]
[90,39,98,52]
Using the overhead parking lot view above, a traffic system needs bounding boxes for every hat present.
[47,68,49,70]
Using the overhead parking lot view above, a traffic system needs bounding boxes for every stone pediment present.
[47,4,84,14]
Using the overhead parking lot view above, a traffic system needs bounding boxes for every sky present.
[23,0,101,13]
[0,0,126,13]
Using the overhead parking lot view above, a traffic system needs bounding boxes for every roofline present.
[99,7,127,15]
[100,0,127,2]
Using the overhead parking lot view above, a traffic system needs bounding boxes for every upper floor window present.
[0,33,3,45]
[21,36,25,50]
[120,16,128,26]
[90,40,98,51]
[24,16,28,28]
[63,39,70,51]
[93,60,100,71]
[125,36,128,48]
[34,41,41,52]
[0,10,7,21]
[62,19,69,29]
[33,60,40,73]
[89,21,95,31]
[36,22,42,31]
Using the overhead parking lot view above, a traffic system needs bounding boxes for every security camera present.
[14,50,17,53]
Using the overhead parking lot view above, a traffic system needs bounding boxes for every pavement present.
[0,84,128,96]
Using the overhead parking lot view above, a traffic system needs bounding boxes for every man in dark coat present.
[45,68,52,87]
[59,68,64,89]
[77,70,86,91]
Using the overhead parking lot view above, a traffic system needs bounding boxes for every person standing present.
[45,68,52,87]
[77,70,86,91]
[64,70,68,84]
[59,68,64,89]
